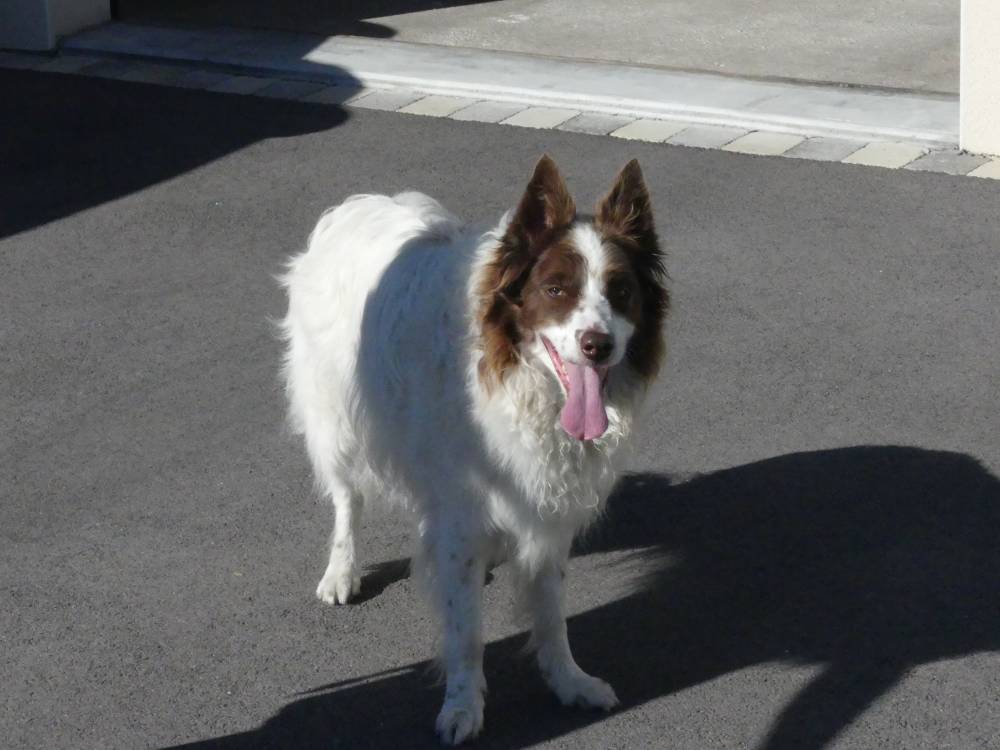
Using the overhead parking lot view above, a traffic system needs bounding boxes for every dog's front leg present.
[426,517,487,745]
[525,554,619,711]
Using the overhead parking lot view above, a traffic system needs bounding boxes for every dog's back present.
[281,193,478,503]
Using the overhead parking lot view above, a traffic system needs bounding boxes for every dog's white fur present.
[281,171,657,743]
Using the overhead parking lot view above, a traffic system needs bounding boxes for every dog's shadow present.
[168,446,1000,749]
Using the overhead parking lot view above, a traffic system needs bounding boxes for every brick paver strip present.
[501,107,580,129]
[668,125,748,149]
[400,95,478,117]
[842,142,926,169]
[558,113,634,136]
[723,131,805,156]
[611,119,688,142]
[450,101,527,123]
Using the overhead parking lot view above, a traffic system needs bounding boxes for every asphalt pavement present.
[2,69,998,750]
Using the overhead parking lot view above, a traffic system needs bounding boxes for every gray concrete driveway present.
[118,0,959,93]
[2,70,998,750]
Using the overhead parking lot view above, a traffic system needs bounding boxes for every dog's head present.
[475,155,669,441]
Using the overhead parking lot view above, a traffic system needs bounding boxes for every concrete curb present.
[3,44,997,180]
[61,22,960,148]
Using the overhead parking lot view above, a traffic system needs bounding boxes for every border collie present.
[281,156,668,744]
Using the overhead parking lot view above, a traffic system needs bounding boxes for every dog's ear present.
[492,155,575,303]
[596,159,655,248]
[506,155,576,251]
[598,160,669,379]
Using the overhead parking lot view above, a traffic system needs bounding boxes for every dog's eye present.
[546,286,564,298]
[612,285,631,301]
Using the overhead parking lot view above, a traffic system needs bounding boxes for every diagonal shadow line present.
[162,445,1000,749]
[349,557,411,604]
[0,62,357,240]
[292,664,417,699]
[115,0,506,38]
[759,660,903,750]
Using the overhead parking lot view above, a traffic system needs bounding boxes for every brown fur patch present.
[476,156,577,388]
[595,160,670,380]
[519,240,586,331]
[602,243,644,324]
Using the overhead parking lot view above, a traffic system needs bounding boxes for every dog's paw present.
[435,694,484,745]
[315,562,361,605]
[549,668,619,711]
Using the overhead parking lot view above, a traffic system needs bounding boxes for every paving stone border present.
[3,50,997,179]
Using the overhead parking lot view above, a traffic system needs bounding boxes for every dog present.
[280,155,668,744]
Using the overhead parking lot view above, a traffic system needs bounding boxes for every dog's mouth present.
[541,337,609,441]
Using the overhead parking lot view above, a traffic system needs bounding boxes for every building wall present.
[0,0,53,50]
[0,0,109,51]
[50,0,109,38]
[961,0,1000,156]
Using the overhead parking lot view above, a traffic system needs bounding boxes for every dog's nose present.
[580,330,614,363]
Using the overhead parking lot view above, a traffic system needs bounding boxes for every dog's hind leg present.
[295,394,365,605]
[315,471,364,605]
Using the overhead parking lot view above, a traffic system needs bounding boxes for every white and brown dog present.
[281,156,668,743]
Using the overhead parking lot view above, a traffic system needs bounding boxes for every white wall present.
[0,0,109,51]
[49,0,110,39]
[0,0,52,50]
[961,0,1000,156]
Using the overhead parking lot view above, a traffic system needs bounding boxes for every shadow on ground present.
[115,0,503,38]
[0,67,356,239]
[166,445,1000,749]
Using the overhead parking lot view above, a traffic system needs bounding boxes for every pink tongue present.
[560,362,609,441]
